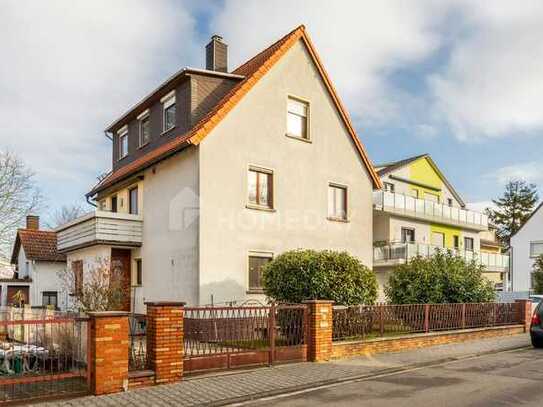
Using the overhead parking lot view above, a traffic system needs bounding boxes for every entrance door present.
[111,249,131,311]
[431,232,445,248]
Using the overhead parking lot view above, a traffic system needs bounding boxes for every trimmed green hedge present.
[262,249,377,306]
[385,251,496,304]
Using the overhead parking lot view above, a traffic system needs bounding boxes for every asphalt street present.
[251,347,543,407]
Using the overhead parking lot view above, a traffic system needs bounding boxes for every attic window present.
[138,109,150,147]
[287,97,309,139]
[161,91,176,133]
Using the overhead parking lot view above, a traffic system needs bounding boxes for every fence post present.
[146,301,185,384]
[379,305,384,337]
[424,304,430,333]
[87,311,129,396]
[269,303,276,366]
[515,299,532,332]
[461,303,466,329]
[303,300,334,362]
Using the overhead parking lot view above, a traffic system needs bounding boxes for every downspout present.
[86,195,97,208]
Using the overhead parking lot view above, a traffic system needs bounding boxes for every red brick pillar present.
[303,300,334,362]
[88,311,129,395]
[515,299,532,332]
[145,301,185,384]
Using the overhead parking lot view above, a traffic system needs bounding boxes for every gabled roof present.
[10,229,66,264]
[88,25,381,197]
[376,153,466,207]
[511,201,543,239]
[375,154,428,176]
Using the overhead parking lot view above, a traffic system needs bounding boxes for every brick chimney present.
[26,215,39,230]
[206,35,228,72]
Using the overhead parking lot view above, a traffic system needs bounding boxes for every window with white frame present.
[248,167,273,209]
[328,183,347,221]
[384,182,395,193]
[287,97,309,139]
[464,237,474,251]
[161,91,176,132]
[530,242,543,258]
[118,127,128,159]
[138,109,150,147]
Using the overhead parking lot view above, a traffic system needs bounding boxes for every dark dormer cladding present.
[106,35,241,173]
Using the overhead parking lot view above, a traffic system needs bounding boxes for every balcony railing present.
[373,191,488,230]
[373,242,509,272]
[56,210,143,253]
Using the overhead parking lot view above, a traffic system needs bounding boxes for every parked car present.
[530,300,543,348]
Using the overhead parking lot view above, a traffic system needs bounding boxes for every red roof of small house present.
[10,229,66,264]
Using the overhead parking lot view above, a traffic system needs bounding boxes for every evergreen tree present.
[486,180,538,245]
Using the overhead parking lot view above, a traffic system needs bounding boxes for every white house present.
[55,26,382,313]
[510,202,543,292]
[9,215,67,309]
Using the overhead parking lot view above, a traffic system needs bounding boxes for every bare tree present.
[57,257,127,312]
[46,203,89,229]
[0,150,43,259]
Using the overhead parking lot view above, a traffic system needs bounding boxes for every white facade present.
[510,203,543,292]
[59,36,377,311]
[4,246,66,309]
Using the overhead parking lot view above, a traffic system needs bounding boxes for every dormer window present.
[118,126,128,160]
[138,109,150,147]
[161,91,176,133]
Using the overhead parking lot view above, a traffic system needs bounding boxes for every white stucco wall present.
[30,262,67,309]
[139,147,200,307]
[511,205,543,292]
[198,39,375,305]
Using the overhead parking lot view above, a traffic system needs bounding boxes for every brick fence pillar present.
[88,311,129,395]
[145,301,185,384]
[515,299,532,332]
[303,300,334,362]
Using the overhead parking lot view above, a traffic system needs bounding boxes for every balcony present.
[373,242,509,273]
[56,210,143,253]
[373,191,488,231]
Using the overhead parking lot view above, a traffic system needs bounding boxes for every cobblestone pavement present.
[36,334,530,407]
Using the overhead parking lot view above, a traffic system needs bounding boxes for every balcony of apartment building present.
[373,191,488,231]
[373,241,510,273]
[55,210,143,253]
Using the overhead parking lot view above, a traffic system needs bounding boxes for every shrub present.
[532,255,543,294]
[385,251,496,304]
[262,249,377,306]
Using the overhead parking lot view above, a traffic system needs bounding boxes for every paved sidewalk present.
[37,334,530,407]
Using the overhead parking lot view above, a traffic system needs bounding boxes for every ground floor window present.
[42,291,58,309]
[248,253,273,292]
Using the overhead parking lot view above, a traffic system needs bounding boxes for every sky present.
[1,0,542,221]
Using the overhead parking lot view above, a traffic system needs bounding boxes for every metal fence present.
[129,313,147,371]
[0,307,89,403]
[332,302,522,342]
[184,303,307,358]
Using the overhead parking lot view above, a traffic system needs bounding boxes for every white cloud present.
[489,162,543,185]
[429,1,543,140]
[0,0,199,208]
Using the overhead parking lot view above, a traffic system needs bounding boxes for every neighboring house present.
[479,225,508,290]
[510,202,543,293]
[55,26,381,313]
[372,154,510,299]
[8,215,67,309]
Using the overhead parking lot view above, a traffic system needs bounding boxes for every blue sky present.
[1,0,542,222]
